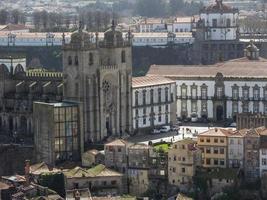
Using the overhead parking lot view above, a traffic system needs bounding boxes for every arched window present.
[89,52,94,65]
[121,50,126,63]
[74,55,79,66]
[68,56,72,65]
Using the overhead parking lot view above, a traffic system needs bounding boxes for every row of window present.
[180,84,267,100]
[205,158,225,166]
[199,137,225,143]
[135,105,169,116]
[180,100,267,114]
[135,114,169,128]
[67,51,126,66]
[205,147,225,154]
[170,166,186,173]
[134,87,173,106]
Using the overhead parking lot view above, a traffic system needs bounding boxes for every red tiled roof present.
[147,57,267,79]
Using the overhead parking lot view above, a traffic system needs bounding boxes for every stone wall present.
[0,144,34,175]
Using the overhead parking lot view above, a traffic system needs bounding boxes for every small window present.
[121,50,126,63]
[68,56,72,65]
[89,52,94,65]
[75,55,79,66]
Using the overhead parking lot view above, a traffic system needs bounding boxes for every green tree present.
[135,0,166,17]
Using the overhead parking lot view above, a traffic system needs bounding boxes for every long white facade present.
[132,76,177,131]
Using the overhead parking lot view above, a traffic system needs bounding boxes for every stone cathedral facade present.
[63,23,133,143]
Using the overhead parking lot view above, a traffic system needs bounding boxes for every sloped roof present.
[64,164,122,178]
[198,128,232,137]
[132,76,175,88]
[105,139,128,146]
[30,162,60,175]
[147,57,267,79]
[83,149,100,156]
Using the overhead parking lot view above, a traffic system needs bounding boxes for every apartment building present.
[197,129,229,168]
[227,130,244,168]
[168,138,201,190]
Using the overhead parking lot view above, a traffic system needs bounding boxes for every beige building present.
[197,129,229,168]
[168,138,201,190]
[82,149,104,167]
[104,139,129,173]
[127,143,152,196]
[64,164,124,196]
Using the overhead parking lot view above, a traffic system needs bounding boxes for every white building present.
[137,18,166,33]
[167,17,193,33]
[227,130,244,168]
[199,0,239,40]
[147,42,267,122]
[0,31,194,47]
[132,76,177,131]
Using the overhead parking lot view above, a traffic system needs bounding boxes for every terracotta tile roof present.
[0,181,11,190]
[147,57,267,79]
[175,17,192,23]
[132,76,175,88]
[30,162,60,175]
[129,143,151,149]
[105,139,128,146]
[0,24,29,31]
[64,164,122,178]
[198,128,231,137]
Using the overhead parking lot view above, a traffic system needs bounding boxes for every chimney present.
[215,128,218,132]
[74,190,80,200]
[24,160,30,186]
[244,40,259,60]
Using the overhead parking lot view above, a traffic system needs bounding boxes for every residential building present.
[104,139,129,173]
[82,149,104,167]
[259,129,267,177]
[227,130,244,168]
[197,128,228,168]
[168,138,201,191]
[195,168,238,196]
[237,113,267,130]
[127,143,152,196]
[132,76,176,131]
[137,18,166,33]
[63,164,124,196]
[241,127,262,181]
[147,42,267,122]
[33,102,80,166]
[167,17,193,33]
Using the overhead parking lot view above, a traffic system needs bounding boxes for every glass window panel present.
[60,123,65,137]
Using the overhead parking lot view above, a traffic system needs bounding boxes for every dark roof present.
[201,0,238,13]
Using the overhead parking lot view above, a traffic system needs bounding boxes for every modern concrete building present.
[33,101,80,165]
[168,138,201,191]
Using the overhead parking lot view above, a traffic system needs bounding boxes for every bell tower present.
[63,21,133,144]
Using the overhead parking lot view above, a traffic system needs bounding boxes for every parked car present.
[171,125,179,131]
[151,128,161,134]
[176,120,183,126]
[229,122,237,127]
[191,113,198,122]
[160,125,171,133]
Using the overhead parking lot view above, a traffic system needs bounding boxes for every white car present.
[191,113,198,122]
[160,126,171,133]
[151,128,161,134]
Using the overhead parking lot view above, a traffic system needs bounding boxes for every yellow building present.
[168,138,201,190]
[197,128,229,168]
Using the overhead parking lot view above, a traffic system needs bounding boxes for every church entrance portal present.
[216,106,224,121]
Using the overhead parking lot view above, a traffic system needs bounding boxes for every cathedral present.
[63,21,133,143]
